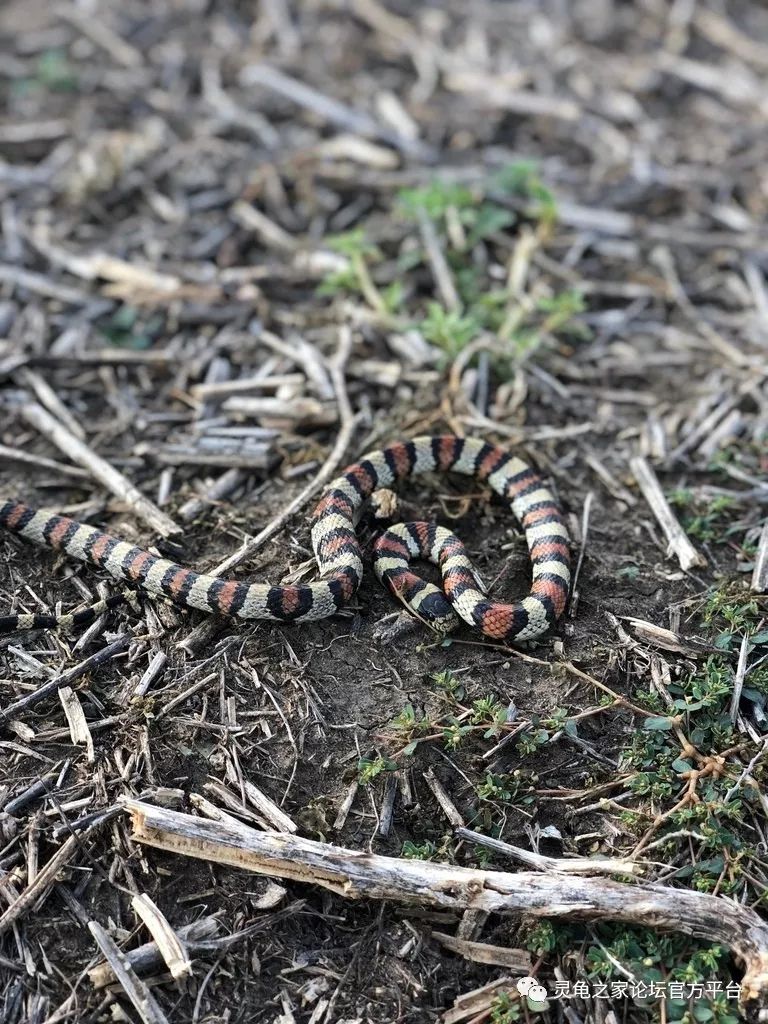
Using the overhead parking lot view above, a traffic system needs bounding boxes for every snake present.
[0,435,571,640]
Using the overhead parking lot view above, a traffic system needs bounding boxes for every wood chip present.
[431,931,530,969]
[88,920,171,1024]
[20,402,180,538]
[130,893,192,980]
[224,762,298,834]
[58,686,95,762]
[630,455,706,570]
[752,521,768,593]
[423,767,464,827]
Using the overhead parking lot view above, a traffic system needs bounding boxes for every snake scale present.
[0,435,571,640]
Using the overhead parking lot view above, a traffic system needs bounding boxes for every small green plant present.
[492,160,558,223]
[325,228,381,261]
[316,163,585,371]
[470,695,509,737]
[20,49,79,93]
[490,991,522,1023]
[475,772,514,802]
[357,755,397,785]
[318,229,389,314]
[542,706,577,735]
[389,704,429,736]
[397,180,476,221]
[443,717,472,750]
[516,727,549,756]
[536,289,586,332]
[431,668,465,701]
[669,492,737,544]
[583,927,740,1024]
[401,839,437,860]
[617,563,641,580]
[420,302,481,357]
[100,305,163,350]
[525,920,559,954]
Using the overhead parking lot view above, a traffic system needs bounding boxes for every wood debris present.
[122,798,768,1012]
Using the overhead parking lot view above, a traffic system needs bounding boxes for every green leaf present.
[692,1005,714,1022]
[326,229,380,259]
[397,181,475,220]
[671,757,693,773]
[466,203,515,244]
[617,564,640,579]
[750,629,768,645]
[643,716,675,731]
[673,698,705,711]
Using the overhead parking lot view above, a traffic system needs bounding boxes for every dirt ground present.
[1,2,767,1023]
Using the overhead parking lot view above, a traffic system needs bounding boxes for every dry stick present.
[15,367,86,440]
[569,490,593,614]
[122,799,768,1011]
[131,893,192,981]
[88,920,171,1024]
[752,521,768,593]
[0,442,90,479]
[730,634,751,724]
[0,835,79,937]
[630,455,706,570]
[431,931,530,970]
[455,827,640,877]
[417,207,460,311]
[239,62,431,160]
[210,333,360,578]
[423,767,465,827]
[224,759,297,834]
[20,401,180,538]
[58,686,95,762]
[0,634,130,726]
[177,468,245,523]
[88,915,220,988]
[57,5,144,67]
[0,264,95,305]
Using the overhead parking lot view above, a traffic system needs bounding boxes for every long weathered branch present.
[122,798,768,1014]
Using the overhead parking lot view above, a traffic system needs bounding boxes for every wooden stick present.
[0,635,130,726]
[88,915,220,988]
[0,836,79,937]
[431,931,530,970]
[752,521,768,593]
[130,893,192,980]
[0,442,90,479]
[20,401,180,538]
[88,920,170,1024]
[630,455,706,570]
[15,367,86,440]
[122,798,768,1012]
[224,761,297,834]
[209,336,362,576]
[58,686,95,762]
[455,827,640,876]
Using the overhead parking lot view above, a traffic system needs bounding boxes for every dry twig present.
[122,799,768,1012]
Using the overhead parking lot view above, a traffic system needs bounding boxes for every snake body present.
[0,435,571,640]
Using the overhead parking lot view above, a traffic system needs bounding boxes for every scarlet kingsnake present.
[0,436,571,640]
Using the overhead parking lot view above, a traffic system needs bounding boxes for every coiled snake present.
[0,435,571,640]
